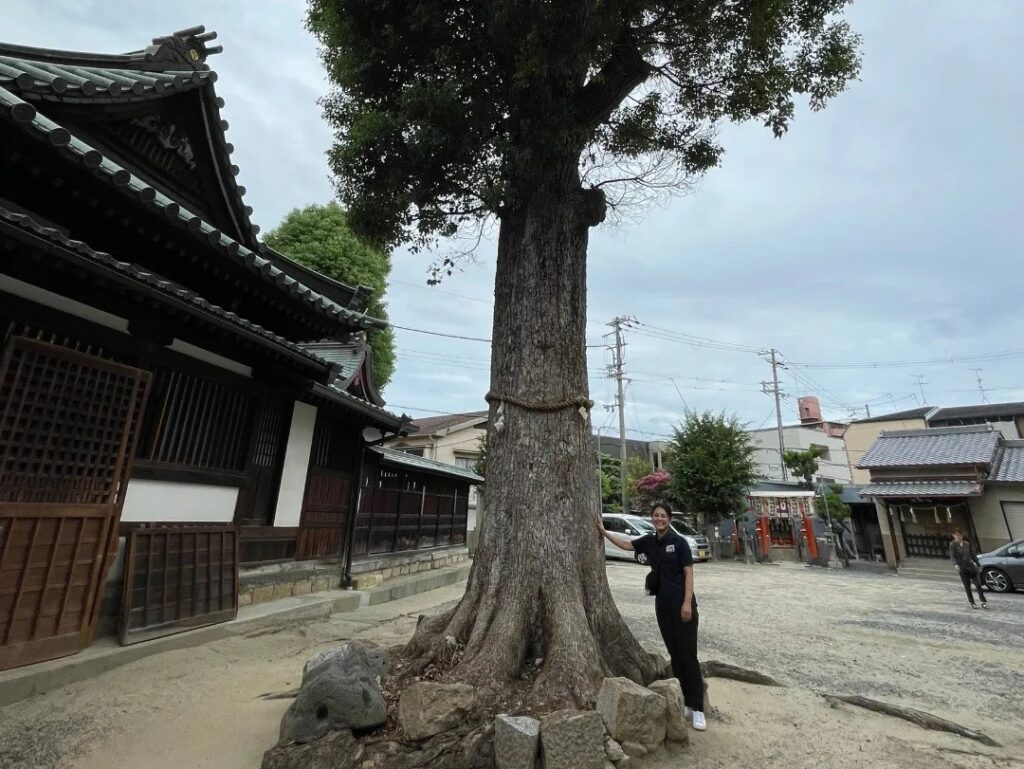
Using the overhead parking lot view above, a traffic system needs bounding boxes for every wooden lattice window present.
[138,367,254,472]
[0,337,147,505]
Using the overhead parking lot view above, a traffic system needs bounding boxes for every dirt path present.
[0,563,1020,769]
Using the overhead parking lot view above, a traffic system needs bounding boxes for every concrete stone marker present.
[398,682,476,741]
[494,714,540,769]
[596,677,667,748]
[279,642,387,745]
[648,678,689,743]
[539,710,606,769]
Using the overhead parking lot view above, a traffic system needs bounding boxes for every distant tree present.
[667,412,759,523]
[599,453,623,511]
[783,446,827,489]
[309,0,861,708]
[265,202,396,389]
[633,469,672,510]
[625,456,654,493]
[473,434,487,492]
[817,483,853,565]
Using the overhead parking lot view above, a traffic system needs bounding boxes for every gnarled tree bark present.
[406,160,657,708]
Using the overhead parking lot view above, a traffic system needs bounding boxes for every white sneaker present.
[692,710,707,731]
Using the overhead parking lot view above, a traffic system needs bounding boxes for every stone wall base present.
[237,547,472,606]
[350,547,470,589]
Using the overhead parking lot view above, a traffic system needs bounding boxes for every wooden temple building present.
[0,27,478,670]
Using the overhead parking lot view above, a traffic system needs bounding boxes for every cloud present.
[8,1,1024,438]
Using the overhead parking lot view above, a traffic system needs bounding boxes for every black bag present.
[645,569,660,596]
[644,545,662,596]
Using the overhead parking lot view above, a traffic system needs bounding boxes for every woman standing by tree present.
[599,502,706,731]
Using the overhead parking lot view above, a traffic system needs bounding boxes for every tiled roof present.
[0,27,385,332]
[859,481,983,498]
[0,203,326,370]
[308,382,404,430]
[301,342,366,385]
[989,441,1024,483]
[851,406,935,425]
[371,446,483,483]
[405,411,489,437]
[930,401,1024,422]
[858,425,1000,468]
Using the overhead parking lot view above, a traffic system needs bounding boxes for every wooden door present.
[0,336,150,670]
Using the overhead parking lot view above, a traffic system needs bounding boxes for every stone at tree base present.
[596,677,667,748]
[641,642,672,679]
[302,640,388,684]
[279,642,388,745]
[539,710,606,769]
[604,763,616,769]
[261,729,362,769]
[620,741,647,759]
[648,678,689,744]
[604,737,626,763]
[494,715,540,769]
[398,682,477,740]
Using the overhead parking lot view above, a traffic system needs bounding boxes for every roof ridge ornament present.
[144,26,222,70]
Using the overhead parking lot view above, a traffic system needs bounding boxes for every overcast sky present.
[7,1,1024,440]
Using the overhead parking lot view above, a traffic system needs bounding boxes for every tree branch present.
[575,39,652,131]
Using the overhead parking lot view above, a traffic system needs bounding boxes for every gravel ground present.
[606,560,1024,726]
[0,562,1020,769]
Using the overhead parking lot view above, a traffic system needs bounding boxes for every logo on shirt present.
[666,545,676,553]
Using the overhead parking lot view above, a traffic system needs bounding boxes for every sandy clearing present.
[0,563,1020,769]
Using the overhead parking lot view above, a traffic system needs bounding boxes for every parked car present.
[601,513,710,564]
[669,517,711,563]
[979,538,1024,593]
[602,514,656,562]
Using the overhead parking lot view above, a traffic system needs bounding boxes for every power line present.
[787,347,1024,369]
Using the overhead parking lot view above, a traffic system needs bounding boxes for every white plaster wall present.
[1,274,130,332]
[120,480,239,523]
[273,402,318,527]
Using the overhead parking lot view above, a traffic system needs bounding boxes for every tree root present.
[701,660,784,687]
[258,688,300,700]
[821,693,1002,748]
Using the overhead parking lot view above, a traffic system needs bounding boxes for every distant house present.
[747,425,852,484]
[847,400,1024,484]
[858,425,1023,568]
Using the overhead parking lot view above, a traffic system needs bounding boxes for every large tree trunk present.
[406,160,657,709]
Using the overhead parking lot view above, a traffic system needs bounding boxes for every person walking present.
[599,502,706,731]
[949,530,988,609]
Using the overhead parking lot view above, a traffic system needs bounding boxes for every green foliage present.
[307,0,861,250]
[783,446,827,489]
[473,434,487,492]
[625,456,653,493]
[817,484,851,521]
[265,202,396,389]
[599,453,623,511]
[666,411,760,523]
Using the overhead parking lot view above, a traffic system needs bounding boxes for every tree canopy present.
[666,411,760,523]
[783,446,827,489]
[307,0,861,254]
[265,202,396,389]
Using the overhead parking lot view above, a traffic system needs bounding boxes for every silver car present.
[979,538,1024,593]
[601,513,710,564]
[602,514,656,562]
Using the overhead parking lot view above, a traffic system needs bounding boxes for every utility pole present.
[864,403,872,418]
[761,348,788,481]
[971,368,989,403]
[912,374,928,405]
[610,317,630,513]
